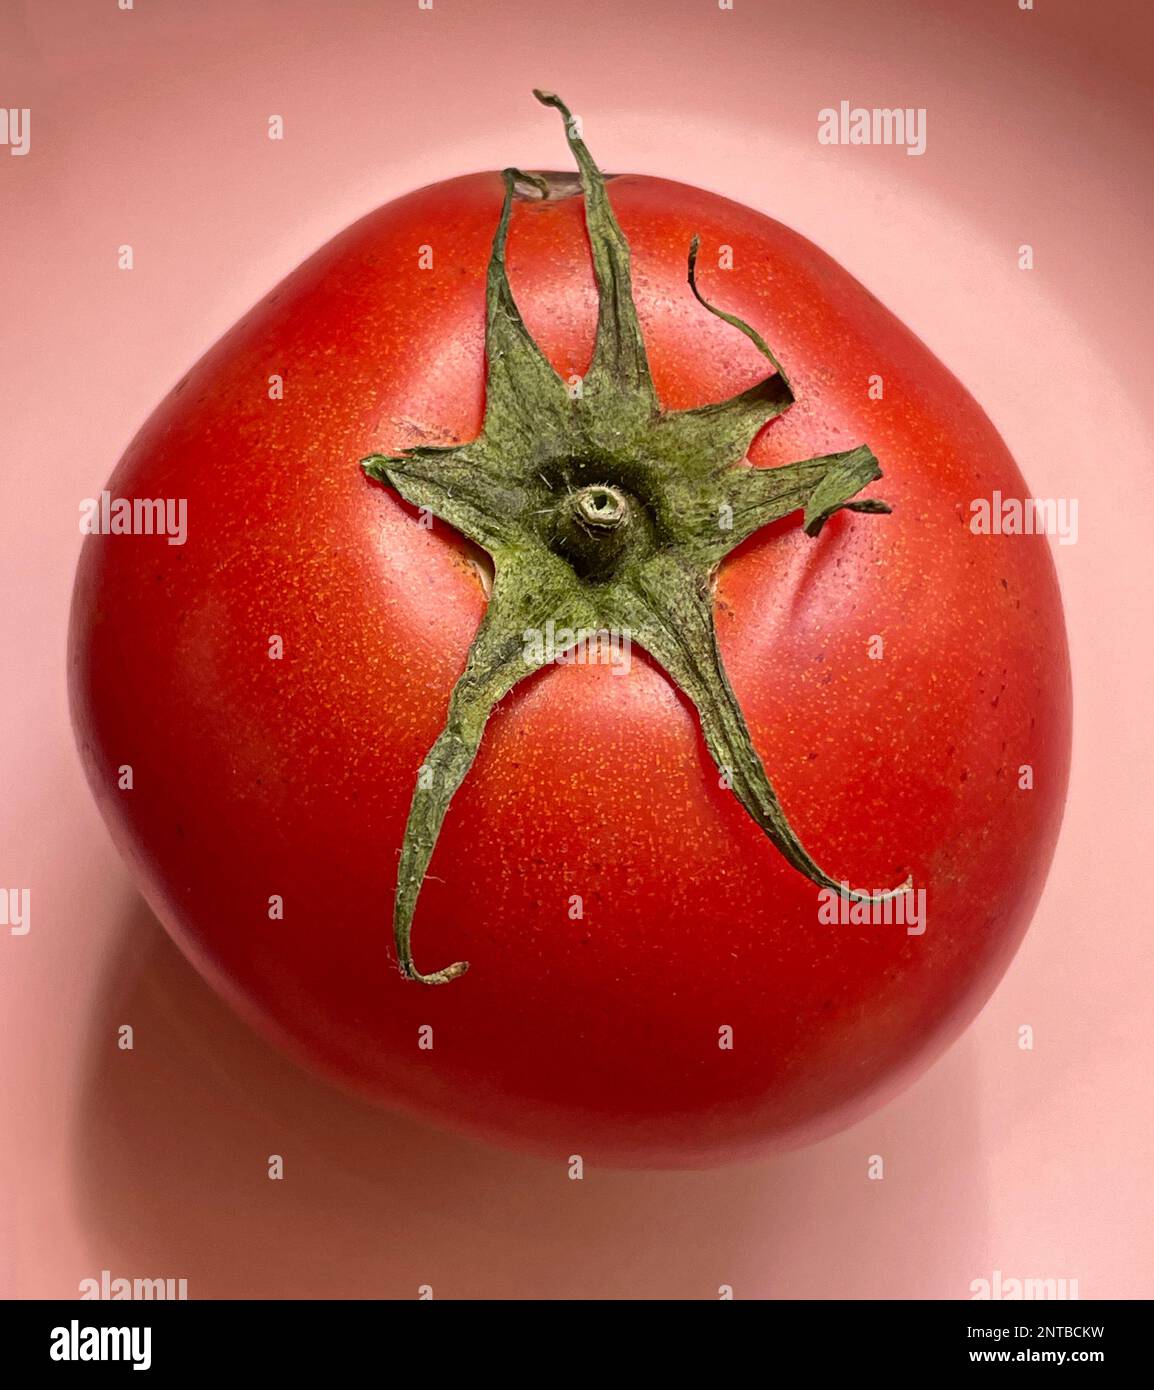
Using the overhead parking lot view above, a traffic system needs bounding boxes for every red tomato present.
[69,106,1070,1166]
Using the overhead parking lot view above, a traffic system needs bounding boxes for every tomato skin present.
[69,172,1070,1167]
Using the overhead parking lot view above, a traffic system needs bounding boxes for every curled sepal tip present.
[507,167,550,199]
[688,235,792,395]
[405,958,469,987]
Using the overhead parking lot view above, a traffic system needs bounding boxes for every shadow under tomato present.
[71,896,989,1299]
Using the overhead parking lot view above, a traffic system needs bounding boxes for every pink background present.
[2,0,1151,1298]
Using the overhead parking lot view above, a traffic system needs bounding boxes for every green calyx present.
[363,89,905,985]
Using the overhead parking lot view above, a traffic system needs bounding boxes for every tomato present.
[69,93,1070,1167]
